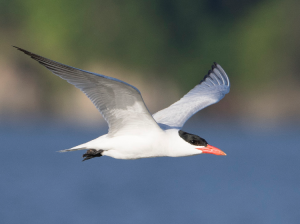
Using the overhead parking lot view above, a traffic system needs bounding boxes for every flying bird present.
[15,46,230,161]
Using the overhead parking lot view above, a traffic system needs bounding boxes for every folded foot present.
[82,149,104,161]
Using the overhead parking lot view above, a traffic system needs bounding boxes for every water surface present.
[1,120,299,224]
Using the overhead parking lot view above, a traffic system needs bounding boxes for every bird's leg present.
[82,149,104,161]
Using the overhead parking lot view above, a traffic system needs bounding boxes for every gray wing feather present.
[15,47,160,136]
[152,63,230,129]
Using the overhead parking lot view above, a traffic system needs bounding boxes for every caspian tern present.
[15,46,230,161]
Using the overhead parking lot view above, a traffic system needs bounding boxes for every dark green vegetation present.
[1,0,299,120]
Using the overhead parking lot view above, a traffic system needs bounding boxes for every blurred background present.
[1,0,300,223]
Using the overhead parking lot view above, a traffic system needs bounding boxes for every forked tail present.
[58,147,86,153]
[58,143,89,153]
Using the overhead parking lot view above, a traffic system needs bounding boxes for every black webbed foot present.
[82,149,104,161]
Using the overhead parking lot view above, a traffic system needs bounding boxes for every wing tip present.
[13,46,30,55]
[199,62,218,84]
[212,62,218,70]
[199,62,229,86]
[14,46,67,71]
[13,46,43,63]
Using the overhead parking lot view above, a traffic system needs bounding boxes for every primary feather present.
[152,63,230,129]
[14,46,160,136]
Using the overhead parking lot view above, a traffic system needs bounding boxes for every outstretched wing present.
[153,63,230,129]
[15,47,161,136]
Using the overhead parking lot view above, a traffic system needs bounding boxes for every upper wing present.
[15,47,161,136]
[152,63,230,129]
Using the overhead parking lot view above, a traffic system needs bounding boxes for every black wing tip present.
[13,46,28,53]
[199,62,222,84]
[13,46,38,59]
[212,62,218,70]
[13,46,54,67]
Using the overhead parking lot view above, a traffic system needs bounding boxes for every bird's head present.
[178,130,226,156]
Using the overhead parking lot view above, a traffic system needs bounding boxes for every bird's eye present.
[191,140,195,144]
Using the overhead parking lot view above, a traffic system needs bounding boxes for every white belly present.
[101,135,166,159]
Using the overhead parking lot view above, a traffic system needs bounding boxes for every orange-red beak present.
[197,144,226,156]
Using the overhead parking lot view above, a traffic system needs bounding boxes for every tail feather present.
[58,147,86,153]
[57,135,106,153]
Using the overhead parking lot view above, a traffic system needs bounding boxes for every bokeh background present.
[1,0,300,223]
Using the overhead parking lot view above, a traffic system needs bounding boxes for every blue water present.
[1,119,300,224]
